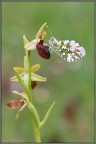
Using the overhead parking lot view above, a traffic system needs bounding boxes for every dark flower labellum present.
[31,81,37,89]
[36,40,50,59]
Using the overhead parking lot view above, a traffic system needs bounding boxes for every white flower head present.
[48,36,86,62]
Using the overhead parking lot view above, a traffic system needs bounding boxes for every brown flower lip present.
[31,81,37,89]
[36,40,50,59]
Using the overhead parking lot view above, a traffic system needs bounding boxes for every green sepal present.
[31,64,40,73]
[23,34,29,46]
[15,103,27,120]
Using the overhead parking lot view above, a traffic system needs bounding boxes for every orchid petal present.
[25,39,37,50]
[13,67,25,73]
[10,73,24,81]
[39,31,47,40]
[36,23,47,39]
[23,35,29,46]
[31,64,40,73]
[12,91,29,101]
[31,73,47,82]
[15,103,27,119]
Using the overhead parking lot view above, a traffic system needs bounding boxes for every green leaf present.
[28,102,40,129]
[40,101,55,129]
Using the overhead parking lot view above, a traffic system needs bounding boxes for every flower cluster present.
[49,36,86,62]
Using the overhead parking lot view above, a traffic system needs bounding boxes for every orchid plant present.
[7,23,86,142]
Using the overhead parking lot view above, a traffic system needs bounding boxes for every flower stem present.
[27,51,31,88]
[27,51,41,142]
[27,50,32,103]
[34,127,41,143]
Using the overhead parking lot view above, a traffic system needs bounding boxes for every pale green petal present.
[31,64,40,73]
[24,56,28,72]
[39,31,47,40]
[23,35,29,46]
[36,23,47,39]
[13,67,25,73]
[15,103,27,119]
[12,91,29,102]
[10,73,24,81]
[25,39,37,50]
[31,73,47,82]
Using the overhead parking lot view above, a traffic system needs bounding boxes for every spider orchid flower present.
[24,23,50,59]
[10,58,47,87]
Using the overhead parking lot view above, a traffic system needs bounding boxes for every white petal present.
[25,39,38,50]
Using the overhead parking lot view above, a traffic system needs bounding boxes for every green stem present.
[27,51,31,88]
[34,128,41,143]
[27,51,41,142]
[28,102,41,142]
[27,50,32,103]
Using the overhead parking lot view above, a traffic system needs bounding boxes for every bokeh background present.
[2,2,94,142]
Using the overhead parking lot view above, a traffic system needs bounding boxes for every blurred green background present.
[2,2,94,142]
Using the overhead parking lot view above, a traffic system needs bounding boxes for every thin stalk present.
[27,50,32,103]
[27,51,41,142]
[28,103,41,142]
[34,127,41,143]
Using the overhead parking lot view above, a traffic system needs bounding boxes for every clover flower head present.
[49,36,86,62]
